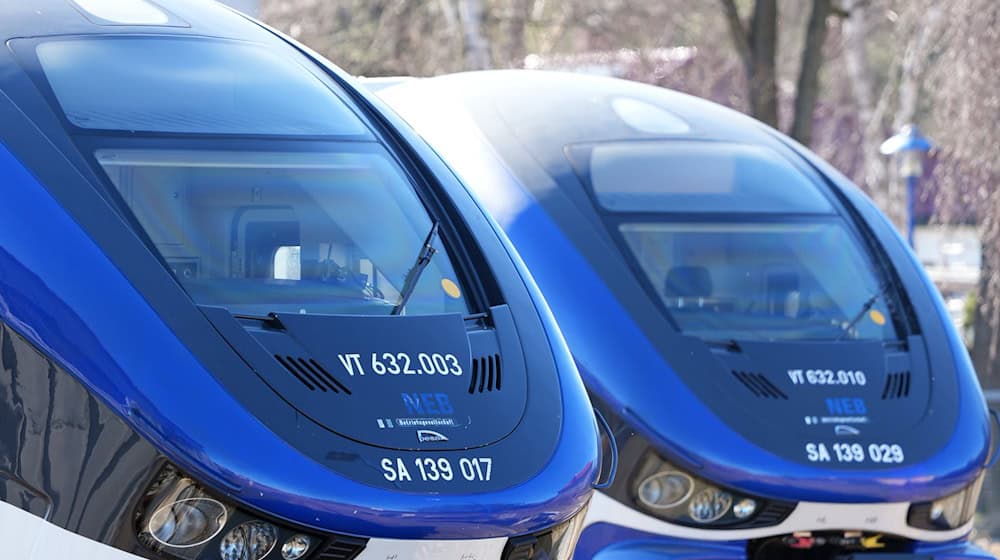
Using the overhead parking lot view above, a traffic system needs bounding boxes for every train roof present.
[380,70,798,168]
[0,0,268,43]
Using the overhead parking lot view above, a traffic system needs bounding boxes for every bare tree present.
[439,0,460,34]
[841,0,889,209]
[929,0,1000,384]
[495,0,531,67]
[870,2,944,232]
[789,0,833,145]
[720,0,779,127]
[459,0,493,69]
[719,0,845,146]
[261,0,465,76]
[892,4,944,132]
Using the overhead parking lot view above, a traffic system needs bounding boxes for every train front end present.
[377,70,995,559]
[0,5,599,560]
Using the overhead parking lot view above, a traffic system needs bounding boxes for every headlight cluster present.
[631,453,793,528]
[907,473,985,531]
[135,465,324,560]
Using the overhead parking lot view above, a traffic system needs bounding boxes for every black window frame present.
[565,140,916,342]
[9,33,491,317]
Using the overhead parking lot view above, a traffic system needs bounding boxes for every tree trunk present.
[458,0,492,70]
[789,0,832,145]
[894,5,944,130]
[748,0,779,127]
[842,0,890,208]
[438,0,459,34]
[887,3,944,232]
[971,232,1000,387]
[498,0,530,67]
[719,0,778,127]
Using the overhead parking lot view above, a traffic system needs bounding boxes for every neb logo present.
[401,392,454,415]
[825,397,867,415]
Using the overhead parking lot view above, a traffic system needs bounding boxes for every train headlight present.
[136,465,324,560]
[687,487,732,523]
[137,466,232,557]
[148,497,228,547]
[907,472,985,531]
[281,534,312,559]
[630,453,794,528]
[219,521,279,560]
[637,471,693,509]
[732,498,758,519]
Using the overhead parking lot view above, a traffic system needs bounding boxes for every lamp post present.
[880,125,932,248]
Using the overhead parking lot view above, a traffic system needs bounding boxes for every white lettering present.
[381,458,396,481]
[381,457,492,483]
[806,442,904,464]
[793,369,867,386]
[806,443,831,462]
[395,458,411,481]
[338,353,363,376]
[340,353,464,377]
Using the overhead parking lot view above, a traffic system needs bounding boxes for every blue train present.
[377,70,997,559]
[0,4,603,560]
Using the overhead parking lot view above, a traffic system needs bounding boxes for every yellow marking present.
[441,278,462,299]
[861,534,886,549]
[869,309,886,326]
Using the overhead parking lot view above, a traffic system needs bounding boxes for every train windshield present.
[586,141,898,341]
[95,149,470,317]
[37,37,470,317]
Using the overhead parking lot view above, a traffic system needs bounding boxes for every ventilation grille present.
[732,371,788,399]
[316,536,367,560]
[468,354,502,394]
[274,355,352,394]
[881,371,911,399]
[743,501,796,528]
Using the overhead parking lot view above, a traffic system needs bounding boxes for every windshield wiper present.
[391,222,440,315]
[837,286,887,340]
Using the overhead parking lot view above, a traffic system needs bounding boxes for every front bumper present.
[575,523,995,560]
[583,492,973,544]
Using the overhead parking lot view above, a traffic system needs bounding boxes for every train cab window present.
[581,141,897,341]
[36,37,369,136]
[619,222,897,341]
[33,36,469,318]
[96,148,469,317]
[587,141,834,214]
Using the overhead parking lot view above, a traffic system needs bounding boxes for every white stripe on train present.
[583,491,971,543]
[0,499,509,560]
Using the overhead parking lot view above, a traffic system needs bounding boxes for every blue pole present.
[907,174,916,248]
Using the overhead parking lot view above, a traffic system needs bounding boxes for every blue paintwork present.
[778,131,992,489]
[0,136,594,539]
[376,70,990,504]
[0,1,599,538]
[471,156,987,503]
[911,540,995,559]
[577,523,746,560]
